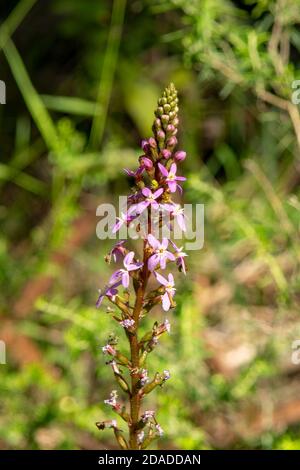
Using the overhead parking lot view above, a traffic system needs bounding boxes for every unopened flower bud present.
[174,150,186,162]
[141,139,149,152]
[154,118,161,129]
[166,124,176,136]
[161,149,172,159]
[161,114,169,126]
[155,106,164,117]
[167,136,177,148]
[157,130,165,142]
[113,428,128,450]
[148,137,157,149]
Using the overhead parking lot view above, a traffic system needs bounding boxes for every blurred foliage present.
[0,0,300,450]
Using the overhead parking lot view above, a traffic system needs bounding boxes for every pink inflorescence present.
[96,83,187,449]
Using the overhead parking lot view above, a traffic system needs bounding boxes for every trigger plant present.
[96,83,187,450]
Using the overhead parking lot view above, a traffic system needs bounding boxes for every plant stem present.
[129,240,149,449]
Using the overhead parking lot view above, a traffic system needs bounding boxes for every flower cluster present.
[96,83,187,450]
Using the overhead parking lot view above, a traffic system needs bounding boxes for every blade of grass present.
[0,0,38,51]
[89,0,127,149]
[3,38,59,152]
[41,95,101,117]
[0,163,46,195]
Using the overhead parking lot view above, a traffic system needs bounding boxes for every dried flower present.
[139,369,149,386]
[163,370,171,381]
[137,430,145,444]
[104,390,118,407]
[141,410,155,422]
[102,344,117,356]
[120,318,135,329]
[155,424,164,437]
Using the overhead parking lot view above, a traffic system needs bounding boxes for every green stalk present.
[89,0,127,149]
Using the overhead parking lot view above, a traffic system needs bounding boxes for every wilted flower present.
[96,281,121,308]
[120,318,135,329]
[108,240,126,263]
[139,369,149,386]
[102,344,117,356]
[137,431,145,444]
[141,410,155,422]
[104,390,118,407]
[163,370,171,381]
[155,424,164,437]
[109,360,120,375]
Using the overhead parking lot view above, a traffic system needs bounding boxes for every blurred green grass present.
[0,0,300,450]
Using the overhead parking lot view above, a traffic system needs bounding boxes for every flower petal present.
[124,251,134,268]
[162,292,171,311]
[122,271,130,288]
[168,273,174,285]
[158,163,168,177]
[147,234,159,249]
[155,271,168,286]
[142,187,151,198]
[161,237,168,249]
[170,163,177,174]
[153,188,164,199]
[168,181,177,193]
[148,254,159,271]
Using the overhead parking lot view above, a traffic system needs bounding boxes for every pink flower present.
[137,188,163,214]
[139,155,153,170]
[112,206,137,234]
[109,240,126,263]
[147,234,175,271]
[169,240,188,274]
[158,162,186,193]
[110,251,143,288]
[155,272,176,311]
[163,203,186,232]
[124,166,144,179]
[96,281,121,308]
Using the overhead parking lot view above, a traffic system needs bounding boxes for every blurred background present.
[1,0,300,450]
